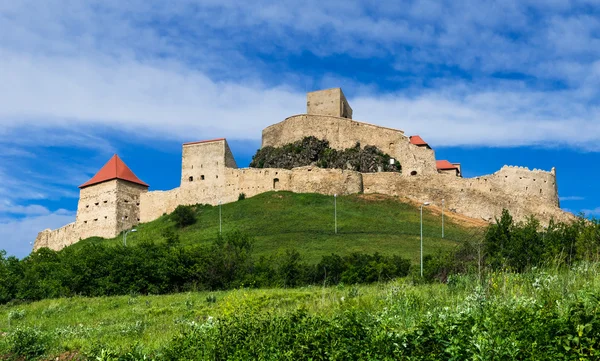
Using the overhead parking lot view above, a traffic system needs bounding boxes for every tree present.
[172,205,196,228]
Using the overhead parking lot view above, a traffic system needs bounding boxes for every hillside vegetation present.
[77,191,478,263]
[2,194,599,359]
[1,264,599,360]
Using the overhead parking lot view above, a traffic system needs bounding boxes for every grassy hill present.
[77,191,485,263]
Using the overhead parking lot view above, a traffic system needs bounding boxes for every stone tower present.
[179,138,238,204]
[307,88,353,119]
[76,154,149,240]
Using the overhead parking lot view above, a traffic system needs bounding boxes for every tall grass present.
[1,262,599,359]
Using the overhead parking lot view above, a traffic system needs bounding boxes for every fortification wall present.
[139,166,363,223]
[363,166,569,224]
[261,114,438,176]
[140,188,182,223]
[34,222,79,251]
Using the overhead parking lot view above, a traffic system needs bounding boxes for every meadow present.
[1,263,599,360]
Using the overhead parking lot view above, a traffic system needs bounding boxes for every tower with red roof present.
[75,154,149,240]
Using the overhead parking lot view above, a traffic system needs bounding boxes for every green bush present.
[238,192,246,201]
[171,205,196,228]
[7,327,48,359]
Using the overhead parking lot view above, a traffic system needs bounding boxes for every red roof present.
[436,160,459,170]
[79,154,149,189]
[183,138,226,146]
[409,135,429,146]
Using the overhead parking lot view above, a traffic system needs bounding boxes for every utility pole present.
[420,202,430,277]
[442,199,445,239]
[219,200,222,235]
[334,194,337,234]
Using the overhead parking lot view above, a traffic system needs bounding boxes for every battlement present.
[498,165,556,174]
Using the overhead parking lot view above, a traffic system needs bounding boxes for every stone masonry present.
[34,88,572,252]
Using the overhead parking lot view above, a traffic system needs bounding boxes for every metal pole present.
[442,199,445,239]
[123,231,125,246]
[219,201,222,235]
[334,194,337,234]
[420,205,423,278]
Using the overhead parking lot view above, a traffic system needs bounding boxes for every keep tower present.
[76,154,149,239]
[307,88,353,119]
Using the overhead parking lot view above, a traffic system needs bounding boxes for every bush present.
[171,205,196,228]
[7,327,48,359]
[238,192,246,201]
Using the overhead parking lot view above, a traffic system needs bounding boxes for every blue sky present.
[1,0,599,258]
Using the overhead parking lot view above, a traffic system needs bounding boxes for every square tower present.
[307,88,353,119]
[77,155,149,239]
[180,138,237,188]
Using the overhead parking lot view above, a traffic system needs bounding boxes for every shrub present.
[171,205,196,228]
[238,192,246,201]
[7,327,48,359]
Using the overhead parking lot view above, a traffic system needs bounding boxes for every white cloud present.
[560,196,585,201]
[0,203,51,216]
[582,207,600,216]
[0,211,75,258]
[1,1,600,149]
[1,51,599,150]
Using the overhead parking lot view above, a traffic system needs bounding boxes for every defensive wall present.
[33,87,573,252]
[363,166,569,225]
[140,139,363,222]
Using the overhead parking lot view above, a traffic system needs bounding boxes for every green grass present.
[1,263,599,358]
[76,192,482,264]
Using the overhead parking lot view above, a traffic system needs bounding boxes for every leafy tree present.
[171,205,196,228]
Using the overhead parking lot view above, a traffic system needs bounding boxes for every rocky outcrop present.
[250,136,401,173]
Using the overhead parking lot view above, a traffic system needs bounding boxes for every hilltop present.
[75,191,484,264]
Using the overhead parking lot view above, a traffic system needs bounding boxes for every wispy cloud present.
[582,207,600,216]
[0,210,75,258]
[560,196,585,202]
[2,1,600,149]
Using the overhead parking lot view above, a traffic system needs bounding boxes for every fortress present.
[34,88,573,251]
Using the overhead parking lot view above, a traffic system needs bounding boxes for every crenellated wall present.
[362,165,569,225]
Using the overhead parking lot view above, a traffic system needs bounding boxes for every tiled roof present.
[436,160,459,170]
[409,135,428,146]
[79,154,149,189]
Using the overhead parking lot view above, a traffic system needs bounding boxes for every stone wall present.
[261,114,438,176]
[139,188,182,223]
[139,165,363,223]
[363,166,570,224]
[34,222,78,251]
